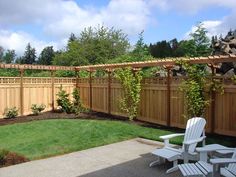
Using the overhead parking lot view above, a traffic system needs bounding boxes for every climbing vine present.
[232,75,236,84]
[115,68,142,120]
[176,60,224,118]
[179,62,209,117]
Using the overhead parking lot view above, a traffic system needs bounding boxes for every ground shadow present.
[78,153,182,177]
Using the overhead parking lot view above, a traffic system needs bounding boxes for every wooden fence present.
[1,76,235,137]
[0,77,76,118]
[77,77,236,137]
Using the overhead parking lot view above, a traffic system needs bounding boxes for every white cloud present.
[0,0,150,38]
[0,0,151,54]
[0,0,236,55]
[185,10,236,39]
[149,0,236,14]
[45,0,150,38]
[0,30,64,56]
[185,21,223,39]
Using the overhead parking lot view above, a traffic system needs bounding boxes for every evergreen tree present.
[0,46,4,62]
[149,40,172,58]
[132,31,150,60]
[68,33,77,43]
[37,46,55,65]
[3,49,16,63]
[190,22,211,56]
[22,43,36,64]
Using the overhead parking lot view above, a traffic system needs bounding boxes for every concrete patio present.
[0,138,182,177]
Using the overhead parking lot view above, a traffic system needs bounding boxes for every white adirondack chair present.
[178,148,236,177]
[150,117,206,173]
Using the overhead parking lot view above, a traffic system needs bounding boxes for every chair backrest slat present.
[183,117,206,153]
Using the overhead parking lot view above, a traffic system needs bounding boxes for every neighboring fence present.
[0,77,76,118]
[77,77,236,137]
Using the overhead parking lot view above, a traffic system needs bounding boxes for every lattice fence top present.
[0,77,76,84]
[0,63,75,71]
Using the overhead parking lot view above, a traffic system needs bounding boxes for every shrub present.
[72,88,86,115]
[56,87,85,114]
[56,86,74,114]
[4,107,18,119]
[31,104,46,115]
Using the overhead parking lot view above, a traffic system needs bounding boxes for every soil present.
[0,111,81,126]
[0,110,129,126]
[2,152,29,167]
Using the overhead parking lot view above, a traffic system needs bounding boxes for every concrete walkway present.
[0,138,182,177]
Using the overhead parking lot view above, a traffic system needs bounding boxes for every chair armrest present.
[210,158,236,165]
[160,133,184,147]
[196,147,235,153]
[160,133,184,140]
[183,136,206,145]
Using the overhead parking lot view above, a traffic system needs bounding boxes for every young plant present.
[31,104,46,115]
[56,86,74,114]
[115,67,142,120]
[232,75,236,84]
[4,107,18,119]
[72,88,85,115]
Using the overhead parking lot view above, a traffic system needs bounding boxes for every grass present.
[0,119,234,160]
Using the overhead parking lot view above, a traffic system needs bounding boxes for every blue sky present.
[0,0,235,56]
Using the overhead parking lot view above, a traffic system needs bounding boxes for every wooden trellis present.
[0,54,236,136]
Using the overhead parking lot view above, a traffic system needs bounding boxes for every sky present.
[0,0,236,56]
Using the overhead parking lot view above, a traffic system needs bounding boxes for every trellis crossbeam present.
[75,54,236,71]
[0,54,235,71]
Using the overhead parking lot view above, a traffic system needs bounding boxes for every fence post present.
[164,65,173,127]
[209,64,216,134]
[75,70,79,90]
[106,69,112,114]
[51,70,55,111]
[89,70,93,110]
[19,69,24,115]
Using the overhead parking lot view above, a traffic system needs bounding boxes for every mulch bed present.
[0,110,129,126]
[0,111,79,126]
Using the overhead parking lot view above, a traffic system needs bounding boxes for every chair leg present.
[166,160,179,174]
[149,157,165,167]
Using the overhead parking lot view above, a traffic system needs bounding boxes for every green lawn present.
[0,119,234,160]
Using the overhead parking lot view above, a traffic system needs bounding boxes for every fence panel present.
[0,77,76,118]
[214,85,236,137]
[92,78,108,113]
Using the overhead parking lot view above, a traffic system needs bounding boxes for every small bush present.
[4,107,18,119]
[56,87,85,114]
[56,86,74,114]
[31,104,46,115]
